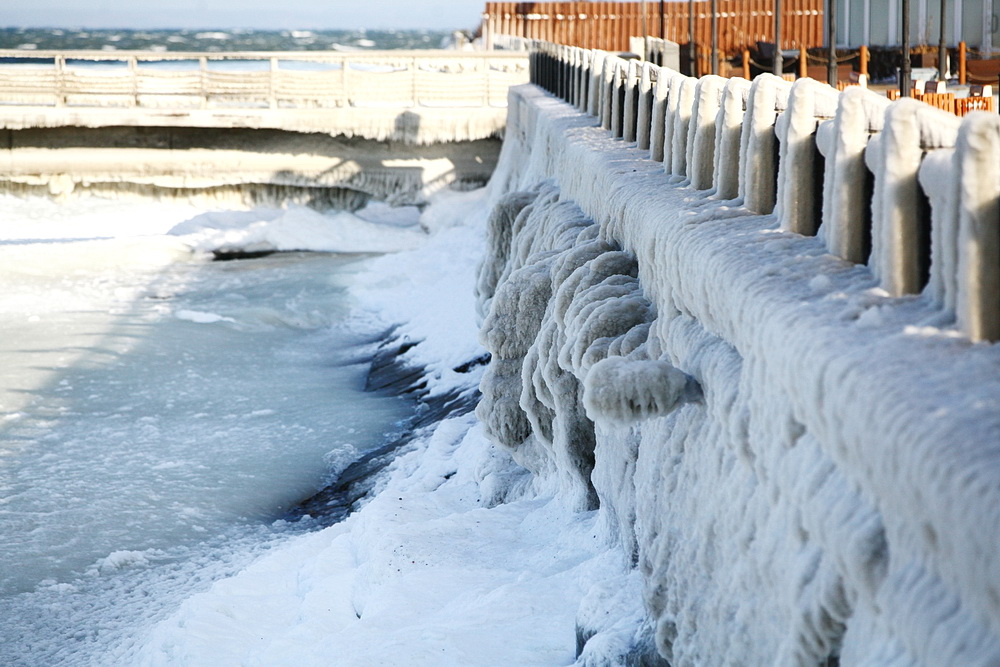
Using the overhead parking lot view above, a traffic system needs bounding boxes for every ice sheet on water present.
[0,194,430,663]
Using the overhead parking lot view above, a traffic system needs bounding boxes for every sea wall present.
[475,70,1000,666]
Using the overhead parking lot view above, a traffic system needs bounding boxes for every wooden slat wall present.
[483,1,824,56]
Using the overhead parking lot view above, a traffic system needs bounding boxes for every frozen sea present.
[0,196,427,663]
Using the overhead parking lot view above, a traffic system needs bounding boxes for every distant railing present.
[529,40,1000,342]
[0,50,529,110]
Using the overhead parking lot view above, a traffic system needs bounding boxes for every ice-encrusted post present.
[816,87,889,264]
[713,77,752,199]
[918,146,960,309]
[774,78,839,235]
[650,68,682,163]
[601,56,618,131]
[655,70,687,167]
[611,60,627,139]
[667,76,698,179]
[865,99,960,296]
[588,51,606,117]
[686,75,726,189]
[623,59,641,143]
[559,45,572,101]
[955,113,1000,342]
[577,49,592,111]
[738,74,792,214]
[568,46,580,105]
[636,61,656,151]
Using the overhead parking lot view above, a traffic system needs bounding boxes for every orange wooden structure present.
[482,1,825,57]
[884,89,994,117]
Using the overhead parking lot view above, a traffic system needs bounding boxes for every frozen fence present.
[529,40,1000,342]
[0,49,528,111]
[478,41,1000,666]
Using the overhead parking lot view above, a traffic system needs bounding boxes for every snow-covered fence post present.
[649,67,673,162]
[654,69,687,165]
[865,99,960,296]
[636,61,656,151]
[588,50,606,117]
[686,74,726,189]
[576,49,591,111]
[774,78,839,235]
[817,87,889,265]
[545,43,557,94]
[955,113,1000,342]
[623,59,641,143]
[713,77,752,199]
[738,74,792,214]
[918,148,960,310]
[667,76,698,179]
[600,55,617,131]
[560,44,571,102]
[611,59,627,139]
[567,46,577,103]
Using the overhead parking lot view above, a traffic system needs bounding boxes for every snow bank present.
[168,204,426,255]
[477,77,1000,666]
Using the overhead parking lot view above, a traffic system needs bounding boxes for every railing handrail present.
[527,38,1000,343]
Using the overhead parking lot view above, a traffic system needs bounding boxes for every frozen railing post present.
[600,56,617,131]
[816,87,889,264]
[667,76,697,179]
[610,59,627,139]
[636,62,656,151]
[738,74,792,214]
[648,66,677,162]
[588,50,606,117]
[576,49,591,111]
[623,59,641,143]
[955,113,1000,342]
[563,47,572,103]
[774,78,839,236]
[686,74,726,190]
[713,77,752,199]
[653,69,686,165]
[865,100,960,297]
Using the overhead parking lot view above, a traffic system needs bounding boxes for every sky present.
[3,1,491,31]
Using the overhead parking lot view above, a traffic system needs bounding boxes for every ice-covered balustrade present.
[477,40,1000,665]
[528,41,1000,340]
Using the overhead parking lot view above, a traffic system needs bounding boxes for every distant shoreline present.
[0,27,469,53]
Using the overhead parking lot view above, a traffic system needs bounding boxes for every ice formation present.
[475,53,1000,665]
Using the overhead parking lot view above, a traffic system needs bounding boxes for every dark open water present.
[0,27,465,53]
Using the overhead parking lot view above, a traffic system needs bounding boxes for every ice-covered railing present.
[478,40,1000,666]
[528,40,1000,342]
[0,49,528,111]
